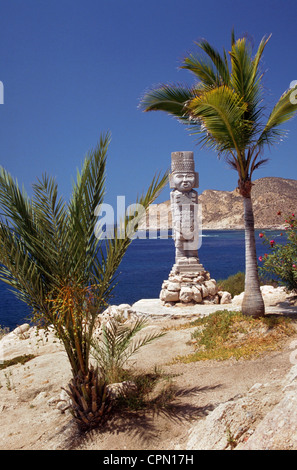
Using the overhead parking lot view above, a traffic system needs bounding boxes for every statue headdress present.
[169,151,199,188]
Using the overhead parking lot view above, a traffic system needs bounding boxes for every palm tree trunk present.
[241,195,265,317]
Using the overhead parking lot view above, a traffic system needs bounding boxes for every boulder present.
[219,291,232,304]
[185,396,263,450]
[205,280,218,296]
[201,284,209,298]
[192,286,202,303]
[107,381,137,400]
[160,289,179,302]
[167,282,181,292]
[13,324,30,336]
[179,287,193,303]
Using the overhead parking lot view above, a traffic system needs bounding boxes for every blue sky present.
[0,0,296,210]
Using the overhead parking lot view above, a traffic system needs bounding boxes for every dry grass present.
[0,354,35,370]
[172,310,297,363]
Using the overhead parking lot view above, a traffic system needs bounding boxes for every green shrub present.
[217,272,245,297]
[0,325,9,339]
[258,213,297,292]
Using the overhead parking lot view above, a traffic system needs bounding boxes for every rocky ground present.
[1,286,297,451]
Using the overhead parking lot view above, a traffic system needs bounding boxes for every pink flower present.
[270,240,275,247]
[258,256,263,262]
[293,264,296,269]
[259,233,264,238]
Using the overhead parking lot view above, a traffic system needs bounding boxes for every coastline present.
[0,227,286,330]
[137,226,285,232]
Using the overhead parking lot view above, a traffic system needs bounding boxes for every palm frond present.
[32,174,69,280]
[67,132,110,282]
[139,84,194,119]
[229,36,265,124]
[251,157,269,174]
[256,86,297,148]
[196,39,230,85]
[231,28,236,46]
[91,317,165,382]
[0,221,46,310]
[181,54,219,87]
[187,85,249,155]
[0,168,36,247]
[251,34,271,83]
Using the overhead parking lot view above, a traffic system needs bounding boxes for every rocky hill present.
[140,177,297,230]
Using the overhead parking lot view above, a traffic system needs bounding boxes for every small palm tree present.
[139,30,297,317]
[91,316,165,384]
[0,132,168,430]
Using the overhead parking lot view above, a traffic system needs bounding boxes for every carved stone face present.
[172,172,196,192]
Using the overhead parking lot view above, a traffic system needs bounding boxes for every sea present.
[0,229,285,330]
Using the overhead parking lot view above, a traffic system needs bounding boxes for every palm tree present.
[139,30,297,317]
[0,132,168,430]
[91,316,165,384]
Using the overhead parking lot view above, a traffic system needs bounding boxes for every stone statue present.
[159,151,227,306]
[169,152,203,272]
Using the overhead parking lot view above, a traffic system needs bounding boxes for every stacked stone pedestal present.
[160,259,228,306]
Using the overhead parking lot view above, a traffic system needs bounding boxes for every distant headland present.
[139,177,297,231]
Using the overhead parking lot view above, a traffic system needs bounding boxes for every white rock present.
[249,383,263,392]
[205,280,218,296]
[213,294,220,304]
[47,397,59,407]
[32,391,48,405]
[59,389,69,402]
[13,323,30,336]
[220,291,232,304]
[232,292,244,305]
[167,282,181,292]
[192,286,202,303]
[117,303,132,311]
[160,289,179,302]
[56,401,70,413]
[179,287,193,303]
[185,396,260,450]
[201,284,209,298]
[169,275,182,283]
[107,381,137,400]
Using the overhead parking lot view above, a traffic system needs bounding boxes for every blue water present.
[0,229,284,330]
